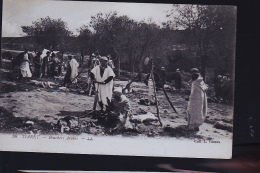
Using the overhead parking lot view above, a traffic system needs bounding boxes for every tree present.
[84,12,141,76]
[166,5,236,78]
[77,25,93,55]
[21,16,72,51]
[78,11,174,77]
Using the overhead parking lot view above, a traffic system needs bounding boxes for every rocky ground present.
[0,68,233,142]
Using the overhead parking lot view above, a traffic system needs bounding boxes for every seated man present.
[105,87,132,132]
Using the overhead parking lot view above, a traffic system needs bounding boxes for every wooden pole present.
[151,60,163,126]
[162,87,178,113]
[93,90,98,111]
[89,81,93,96]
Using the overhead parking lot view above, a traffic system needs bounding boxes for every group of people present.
[14,49,208,132]
[87,55,208,131]
[215,74,232,102]
[152,67,182,93]
[87,52,115,70]
[61,51,208,132]
[40,51,62,78]
[16,49,63,80]
[62,52,117,114]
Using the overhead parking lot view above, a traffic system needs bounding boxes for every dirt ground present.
[0,68,233,142]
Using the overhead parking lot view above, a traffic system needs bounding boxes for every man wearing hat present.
[90,56,115,112]
[190,68,200,74]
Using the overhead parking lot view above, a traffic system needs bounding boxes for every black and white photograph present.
[1,0,236,159]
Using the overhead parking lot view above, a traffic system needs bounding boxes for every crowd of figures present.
[7,48,232,132]
[13,49,63,80]
[214,74,232,103]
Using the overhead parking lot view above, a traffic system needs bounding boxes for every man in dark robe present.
[173,68,182,93]
[33,51,42,78]
[42,51,51,77]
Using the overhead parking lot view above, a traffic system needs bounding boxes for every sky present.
[2,0,175,37]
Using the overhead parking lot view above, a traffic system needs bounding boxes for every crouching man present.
[105,87,133,132]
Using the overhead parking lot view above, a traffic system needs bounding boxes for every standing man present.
[42,51,51,77]
[63,55,79,86]
[107,55,115,69]
[87,53,95,68]
[155,66,166,89]
[90,56,115,112]
[173,68,182,93]
[33,51,42,79]
[215,75,223,100]
[91,54,100,69]
[51,53,62,77]
[18,49,32,81]
[186,68,208,131]
[222,74,232,103]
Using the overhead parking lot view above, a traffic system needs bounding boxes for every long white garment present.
[20,53,32,78]
[69,58,79,83]
[91,65,115,105]
[187,76,208,128]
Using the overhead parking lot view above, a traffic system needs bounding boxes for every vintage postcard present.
[1,0,236,158]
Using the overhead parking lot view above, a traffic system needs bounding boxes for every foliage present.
[21,16,72,51]
[165,5,236,77]
[19,8,236,80]
[78,12,169,76]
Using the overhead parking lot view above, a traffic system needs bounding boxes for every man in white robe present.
[20,49,32,79]
[69,57,79,83]
[90,56,115,112]
[107,55,115,69]
[63,55,79,86]
[187,68,208,131]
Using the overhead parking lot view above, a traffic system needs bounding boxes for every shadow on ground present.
[160,125,205,139]
[56,111,86,117]
[0,106,57,134]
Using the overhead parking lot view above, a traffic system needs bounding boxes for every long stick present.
[122,58,151,92]
[151,61,163,127]
[162,87,178,113]
[122,73,138,93]
[88,80,93,96]
[92,83,99,111]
